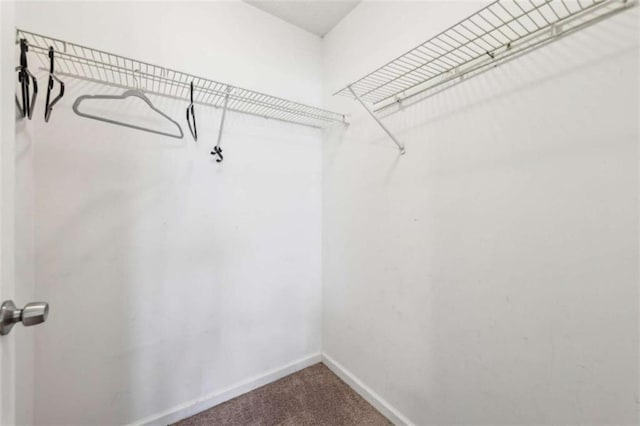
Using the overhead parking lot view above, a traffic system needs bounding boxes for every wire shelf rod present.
[17,28,347,128]
[335,0,634,107]
[334,0,634,155]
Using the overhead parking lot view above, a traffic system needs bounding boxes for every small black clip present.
[186,81,197,141]
[45,47,65,123]
[16,38,38,120]
[211,146,223,163]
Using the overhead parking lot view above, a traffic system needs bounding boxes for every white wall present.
[16,1,323,424]
[322,1,639,425]
[13,1,640,425]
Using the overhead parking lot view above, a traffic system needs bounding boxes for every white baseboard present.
[131,352,322,426]
[321,353,414,426]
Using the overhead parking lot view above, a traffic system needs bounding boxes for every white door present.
[1,1,17,423]
[1,3,45,425]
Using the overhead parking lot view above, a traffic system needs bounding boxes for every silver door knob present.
[0,300,49,336]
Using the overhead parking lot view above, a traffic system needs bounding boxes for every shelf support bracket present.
[348,85,405,155]
[212,87,232,163]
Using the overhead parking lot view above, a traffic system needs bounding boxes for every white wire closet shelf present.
[17,29,347,129]
[336,0,635,112]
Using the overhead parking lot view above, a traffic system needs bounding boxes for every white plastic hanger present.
[72,75,184,139]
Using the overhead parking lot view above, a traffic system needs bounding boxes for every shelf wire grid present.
[335,0,634,109]
[17,29,347,128]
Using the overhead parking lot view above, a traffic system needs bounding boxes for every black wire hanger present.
[186,81,197,141]
[44,46,65,123]
[15,38,38,120]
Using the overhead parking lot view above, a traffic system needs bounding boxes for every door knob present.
[0,300,49,336]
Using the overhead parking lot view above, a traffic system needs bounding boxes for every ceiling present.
[244,0,360,38]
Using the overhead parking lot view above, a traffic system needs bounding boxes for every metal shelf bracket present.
[348,85,406,155]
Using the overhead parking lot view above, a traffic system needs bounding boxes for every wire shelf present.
[17,29,347,129]
[335,0,634,110]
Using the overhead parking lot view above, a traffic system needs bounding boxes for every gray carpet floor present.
[173,363,392,426]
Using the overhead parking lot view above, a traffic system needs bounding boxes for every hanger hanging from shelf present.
[16,29,347,130]
[186,81,197,141]
[44,46,65,123]
[211,86,232,163]
[15,38,38,120]
[72,88,184,139]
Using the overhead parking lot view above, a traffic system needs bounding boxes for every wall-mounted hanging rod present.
[16,29,348,132]
[335,0,635,154]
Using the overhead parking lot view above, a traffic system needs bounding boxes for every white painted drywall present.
[13,1,640,425]
[243,0,360,37]
[16,1,323,424]
[322,1,639,425]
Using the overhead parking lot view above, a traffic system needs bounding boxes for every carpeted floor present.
[173,363,392,426]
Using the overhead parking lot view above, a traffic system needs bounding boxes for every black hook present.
[44,47,65,123]
[186,81,197,141]
[211,146,223,163]
[16,38,38,120]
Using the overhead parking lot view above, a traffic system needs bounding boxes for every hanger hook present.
[132,69,141,91]
[48,46,55,74]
